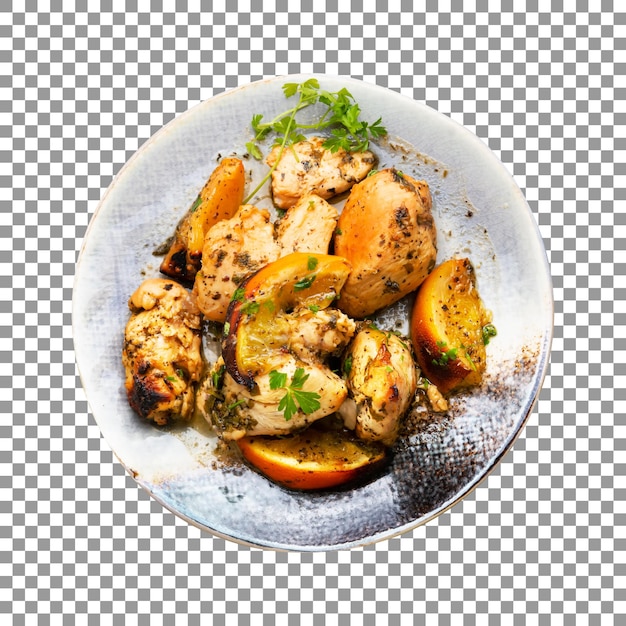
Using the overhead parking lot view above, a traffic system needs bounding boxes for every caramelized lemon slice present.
[222,252,351,388]
[236,423,386,490]
[411,258,491,394]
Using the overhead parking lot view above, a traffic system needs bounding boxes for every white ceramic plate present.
[73,75,553,550]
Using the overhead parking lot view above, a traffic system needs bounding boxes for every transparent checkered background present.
[3,2,624,623]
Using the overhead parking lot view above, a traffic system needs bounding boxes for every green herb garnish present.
[293,275,316,291]
[227,398,247,411]
[269,367,321,421]
[432,340,459,367]
[307,256,319,271]
[240,300,260,316]
[231,287,246,303]
[190,195,202,212]
[211,364,226,390]
[243,79,387,204]
[482,323,498,345]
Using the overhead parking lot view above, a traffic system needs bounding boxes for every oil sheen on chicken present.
[122,278,203,426]
[266,136,376,209]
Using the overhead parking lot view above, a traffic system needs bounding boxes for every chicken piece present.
[285,307,356,363]
[200,356,348,441]
[338,326,417,446]
[334,169,437,319]
[192,205,281,323]
[275,193,339,254]
[266,137,376,209]
[122,278,203,426]
[194,196,341,323]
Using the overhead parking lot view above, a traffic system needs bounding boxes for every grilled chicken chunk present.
[193,196,339,323]
[334,169,437,319]
[339,326,417,446]
[285,308,356,363]
[122,278,203,426]
[193,205,281,323]
[199,356,348,441]
[275,193,339,254]
[266,137,376,209]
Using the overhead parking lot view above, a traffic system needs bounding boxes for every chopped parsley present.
[231,287,246,302]
[269,367,321,421]
[293,274,316,291]
[190,195,203,212]
[243,78,387,204]
[482,323,498,345]
[240,300,260,315]
[432,340,459,367]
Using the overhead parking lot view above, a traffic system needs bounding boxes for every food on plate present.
[192,205,280,323]
[410,257,493,394]
[160,157,245,283]
[199,356,349,440]
[193,194,339,323]
[221,252,353,388]
[120,78,497,492]
[333,168,438,319]
[338,325,418,446]
[274,193,339,254]
[235,419,387,490]
[266,137,376,209]
[244,78,386,205]
[122,278,203,425]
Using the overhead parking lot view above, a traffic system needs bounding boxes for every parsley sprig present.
[269,367,321,421]
[243,78,387,204]
[432,341,459,367]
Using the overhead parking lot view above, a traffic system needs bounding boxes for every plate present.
[73,75,553,550]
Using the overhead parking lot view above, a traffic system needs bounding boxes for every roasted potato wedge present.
[222,252,352,389]
[160,157,246,282]
[411,257,491,394]
[236,421,387,490]
[334,168,437,319]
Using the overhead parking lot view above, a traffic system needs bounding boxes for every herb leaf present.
[482,323,498,345]
[269,370,288,390]
[432,341,459,367]
[293,274,316,291]
[243,80,387,204]
[270,367,321,421]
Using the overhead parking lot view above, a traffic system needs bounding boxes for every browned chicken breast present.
[334,169,437,319]
[194,196,339,323]
[197,355,349,441]
[266,137,376,209]
[285,307,356,363]
[193,205,281,323]
[275,193,339,254]
[338,326,418,446]
[122,278,203,426]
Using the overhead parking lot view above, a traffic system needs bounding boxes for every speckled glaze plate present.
[73,75,553,551]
